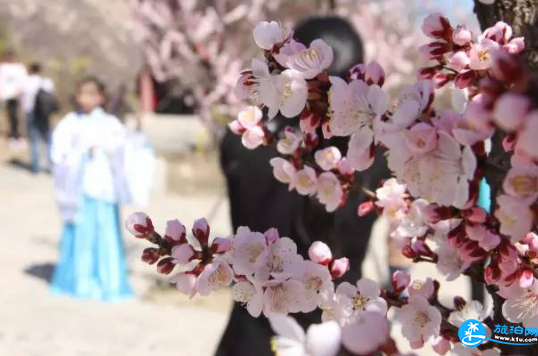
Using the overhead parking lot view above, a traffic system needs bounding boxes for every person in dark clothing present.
[22,62,57,173]
[215,16,391,356]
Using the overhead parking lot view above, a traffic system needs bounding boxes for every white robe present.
[51,108,152,222]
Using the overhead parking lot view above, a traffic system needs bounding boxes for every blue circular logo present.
[458,319,486,348]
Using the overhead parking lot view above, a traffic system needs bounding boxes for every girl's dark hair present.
[77,76,106,95]
[74,76,108,110]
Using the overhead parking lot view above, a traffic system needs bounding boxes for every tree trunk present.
[474,2,538,355]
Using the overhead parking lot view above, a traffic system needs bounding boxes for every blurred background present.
[0,1,481,355]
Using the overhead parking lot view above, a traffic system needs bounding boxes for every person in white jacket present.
[50,77,135,301]
[0,50,27,147]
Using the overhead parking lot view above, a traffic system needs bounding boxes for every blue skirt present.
[51,195,134,301]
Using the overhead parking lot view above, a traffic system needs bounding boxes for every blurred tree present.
[0,0,142,111]
[128,0,478,125]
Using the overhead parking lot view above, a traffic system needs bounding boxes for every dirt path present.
[0,143,233,356]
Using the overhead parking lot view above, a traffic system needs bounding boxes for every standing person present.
[0,50,27,147]
[50,77,134,301]
[21,62,57,174]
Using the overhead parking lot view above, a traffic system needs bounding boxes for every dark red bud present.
[402,244,418,259]
[156,257,176,275]
[141,248,160,265]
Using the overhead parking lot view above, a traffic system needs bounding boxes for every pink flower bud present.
[192,218,210,246]
[391,270,411,293]
[454,69,477,89]
[228,120,245,135]
[493,93,530,131]
[337,157,354,176]
[452,25,472,46]
[157,257,175,275]
[503,37,525,54]
[264,227,280,245]
[417,66,438,80]
[141,248,160,265]
[172,243,196,264]
[253,21,284,50]
[518,269,534,289]
[365,60,385,87]
[330,257,349,279]
[421,13,451,39]
[521,232,536,244]
[357,201,374,217]
[165,219,187,245]
[211,237,232,254]
[125,212,154,239]
[300,109,321,133]
[433,72,452,88]
[484,21,513,44]
[169,272,198,296]
[349,63,366,80]
[308,241,333,266]
[419,42,451,59]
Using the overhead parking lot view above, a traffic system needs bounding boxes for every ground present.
[0,137,233,356]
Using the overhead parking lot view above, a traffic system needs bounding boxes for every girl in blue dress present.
[50,77,135,301]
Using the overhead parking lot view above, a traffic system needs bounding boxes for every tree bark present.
[473,2,538,355]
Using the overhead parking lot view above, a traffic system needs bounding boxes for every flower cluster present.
[228,16,538,355]
[125,213,234,296]
[126,211,507,356]
[126,212,351,315]
[418,14,524,89]
[129,12,538,356]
